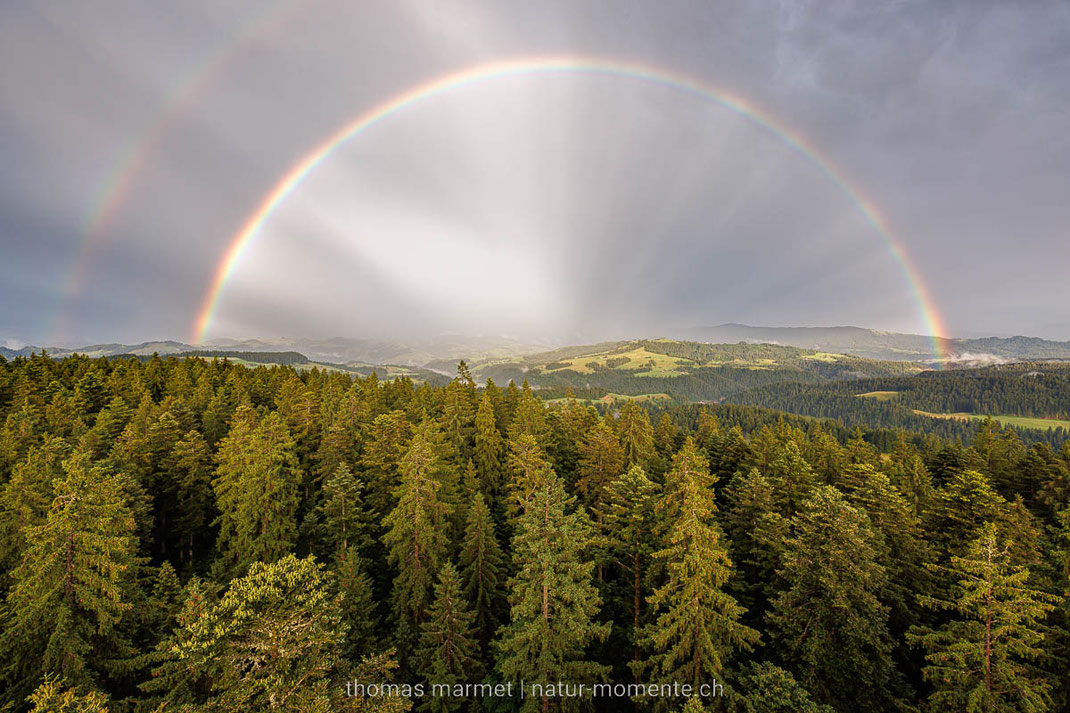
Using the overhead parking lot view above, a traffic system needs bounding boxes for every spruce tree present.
[0,435,69,569]
[211,409,300,578]
[27,675,110,713]
[319,462,374,558]
[472,391,505,504]
[458,491,505,650]
[1,451,137,700]
[908,522,1058,713]
[576,419,625,510]
[498,466,610,712]
[637,439,758,704]
[602,464,659,666]
[169,429,212,568]
[382,422,453,642]
[728,663,833,713]
[415,562,482,713]
[336,547,380,661]
[767,486,897,711]
[616,401,655,468]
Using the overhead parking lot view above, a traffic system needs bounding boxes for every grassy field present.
[913,410,1070,431]
[543,346,690,376]
[858,390,901,401]
[544,392,672,406]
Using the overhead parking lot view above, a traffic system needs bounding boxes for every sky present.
[1,0,1068,347]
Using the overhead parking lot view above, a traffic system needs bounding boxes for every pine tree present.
[415,562,482,713]
[382,422,453,640]
[637,439,758,705]
[472,391,505,504]
[1,451,137,700]
[498,466,610,712]
[908,522,1058,713]
[212,409,300,578]
[767,486,897,711]
[457,492,505,650]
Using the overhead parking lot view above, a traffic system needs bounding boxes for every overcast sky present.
[1,0,1068,347]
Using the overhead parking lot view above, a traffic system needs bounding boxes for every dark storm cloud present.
[0,0,1067,345]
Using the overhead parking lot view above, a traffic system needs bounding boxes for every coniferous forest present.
[1,352,1068,712]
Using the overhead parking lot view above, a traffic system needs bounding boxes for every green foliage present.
[767,486,898,711]
[415,562,481,713]
[320,463,374,558]
[212,408,301,578]
[498,467,610,712]
[0,351,1067,713]
[908,523,1058,713]
[727,663,833,713]
[171,554,343,711]
[382,421,453,639]
[27,675,110,713]
[1,451,137,700]
[458,492,505,650]
[638,439,759,703]
[603,464,659,660]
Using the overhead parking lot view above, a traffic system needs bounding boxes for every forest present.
[728,363,1070,449]
[0,352,1068,712]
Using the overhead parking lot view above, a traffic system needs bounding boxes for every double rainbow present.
[78,53,954,362]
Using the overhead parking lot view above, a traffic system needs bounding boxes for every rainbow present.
[50,0,306,345]
[192,56,949,363]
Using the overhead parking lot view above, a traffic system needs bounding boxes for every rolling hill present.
[459,339,925,402]
[675,323,1070,363]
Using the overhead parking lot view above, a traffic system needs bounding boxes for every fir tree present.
[171,555,344,711]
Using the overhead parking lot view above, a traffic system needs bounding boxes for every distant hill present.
[461,338,924,402]
[676,323,1070,363]
[203,335,549,367]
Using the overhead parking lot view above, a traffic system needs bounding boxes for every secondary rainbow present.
[49,0,307,345]
[193,55,950,362]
